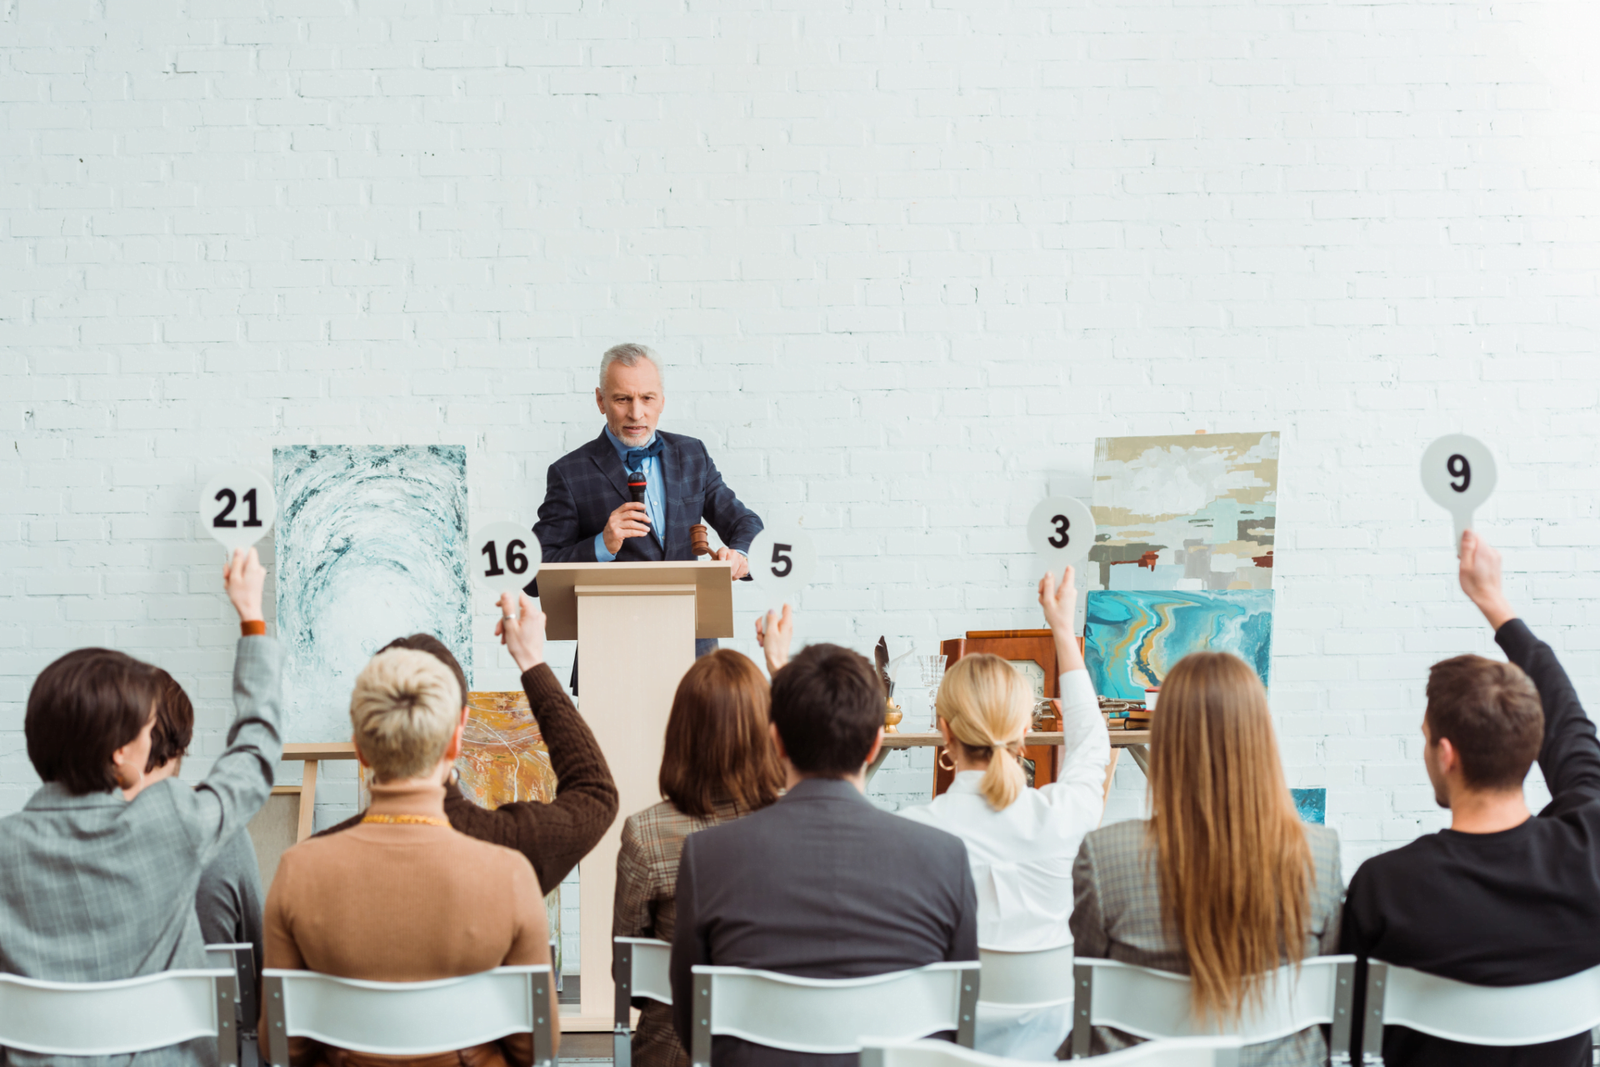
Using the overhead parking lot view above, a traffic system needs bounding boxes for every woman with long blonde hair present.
[1071,651,1342,1065]
[899,565,1111,1058]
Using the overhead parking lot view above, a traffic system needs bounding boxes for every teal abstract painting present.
[1292,788,1326,825]
[1084,589,1274,700]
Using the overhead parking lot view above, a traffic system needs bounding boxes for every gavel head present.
[690,523,711,557]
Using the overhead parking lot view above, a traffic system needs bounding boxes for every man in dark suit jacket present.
[670,640,980,1067]
[530,344,763,668]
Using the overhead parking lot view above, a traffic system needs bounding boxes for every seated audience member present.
[318,591,618,894]
[0,548,280,1067]
[122,668,267,1008]
[1340,531,1600,1067]
[262,642,555,1067]
[897,566,1110,1058]
[613,649,785,1067]
[1071,651,1342,1066]
[670,639,979,1067]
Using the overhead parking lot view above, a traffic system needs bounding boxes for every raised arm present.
[183,548,283,863]
[1462,532,1600,810]
[443,594,619,891]
[1039,566,1110,795]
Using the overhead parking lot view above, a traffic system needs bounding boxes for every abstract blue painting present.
[1291,788,1326,825]
[1084,589,1274,700]
[274,445,470,743]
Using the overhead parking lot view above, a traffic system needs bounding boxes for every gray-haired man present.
[529,345,764,669]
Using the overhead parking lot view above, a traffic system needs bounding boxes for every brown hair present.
[1424,654,1542,791]
[936,654,1031,810]
[146,669,194,772]
[1148,652,1312,1023]
[26,648,161,795]
[769,643,884,777]
[659,650,783,818]
[379,633,468,708]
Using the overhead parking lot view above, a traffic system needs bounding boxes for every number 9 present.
[1447,453,1471,493]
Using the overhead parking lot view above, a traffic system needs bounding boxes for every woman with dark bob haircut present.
[0,548,281,1067]
[612,648,784,1067]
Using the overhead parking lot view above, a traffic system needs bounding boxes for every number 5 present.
[771,543,793,579]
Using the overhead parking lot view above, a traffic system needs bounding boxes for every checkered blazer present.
[0,636,283,1067]
[1070,819,1344,1067]
[532,429,763,567]
[613,798,763,1067]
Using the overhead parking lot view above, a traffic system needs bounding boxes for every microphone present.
[627,469,647,505]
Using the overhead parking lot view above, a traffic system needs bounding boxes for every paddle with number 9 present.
[1420,434,1497,553]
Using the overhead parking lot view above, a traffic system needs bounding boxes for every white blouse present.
[898,668,1111,1058]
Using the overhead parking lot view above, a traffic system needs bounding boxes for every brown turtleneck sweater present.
[263,781,555,1066]
[319,663,618,893]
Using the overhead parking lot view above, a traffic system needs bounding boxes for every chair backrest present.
[0,968,238,1065]
[863,1035,1242,1067]
[690,961,981,1067]
[262,965,554,1067]
[1361,959,1600,1054]
[977,943,1076,1010]
[614,937,673,1067]
[206,943,258,1067]
[1070,955,1356,1059]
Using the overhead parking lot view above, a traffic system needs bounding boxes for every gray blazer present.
[670,777,979,1067]
[0,635,283,1067]
[1071,819,1343,1067]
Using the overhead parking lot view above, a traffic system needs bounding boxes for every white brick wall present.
[4,0,1600,879]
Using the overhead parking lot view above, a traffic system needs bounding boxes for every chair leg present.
[1360,963,1388,1067]
[263,975,289,1067]
[691,971,713,1067]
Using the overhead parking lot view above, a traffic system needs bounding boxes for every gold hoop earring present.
[937,748,957,773]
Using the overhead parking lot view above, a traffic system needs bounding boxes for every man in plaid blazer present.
[531,345,763,669]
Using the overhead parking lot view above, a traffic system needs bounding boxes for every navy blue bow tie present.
[624,437,664,469]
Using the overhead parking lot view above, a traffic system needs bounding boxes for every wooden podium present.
[536,560,735,1030]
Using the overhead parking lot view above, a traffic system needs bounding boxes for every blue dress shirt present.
[593,427,665,562]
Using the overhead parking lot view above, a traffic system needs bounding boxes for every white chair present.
[1069,955,1357,1061]
[614,936,673,1067]
[1358,959,1600,1062]
[0,967,240,1066]
[863,1034,1243,1067]
[977,942,1076,1012]
[689,961,982,1067]
[262,965,556,1067]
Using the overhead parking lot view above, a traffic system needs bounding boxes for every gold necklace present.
[362,813,449,827]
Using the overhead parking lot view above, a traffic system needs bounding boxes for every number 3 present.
[1447,454,1471,493]
[1048,514,1070,549]
[771,543,793,578]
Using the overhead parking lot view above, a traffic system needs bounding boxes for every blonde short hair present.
[349,648,460,782]
[935,653,1033,811]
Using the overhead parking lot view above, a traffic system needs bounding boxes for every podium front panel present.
[574,583,697,1027]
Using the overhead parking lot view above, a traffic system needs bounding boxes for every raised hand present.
[1459,531,1516,631]
[602,502,652,555]
[495,591,547,673]
[224,547,265,623]
[755,603,794,676]
[1038,565,1085,672]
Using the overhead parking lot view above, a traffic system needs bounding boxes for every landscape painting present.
[1083,588,1274,700]
[1089,431,1279,592]
[274,445,471,743]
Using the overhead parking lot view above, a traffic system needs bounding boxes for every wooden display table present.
[869,729,1153,781]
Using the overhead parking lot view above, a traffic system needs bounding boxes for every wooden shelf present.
[879,730,1150,748]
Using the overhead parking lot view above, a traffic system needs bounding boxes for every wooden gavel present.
[691,524,711,557]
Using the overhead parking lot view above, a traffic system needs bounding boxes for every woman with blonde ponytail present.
[899,565,1111,1059]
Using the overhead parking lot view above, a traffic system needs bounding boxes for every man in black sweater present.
[1340,531,1600,1066]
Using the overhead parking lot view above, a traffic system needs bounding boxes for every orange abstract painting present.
[458,690,559,809]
